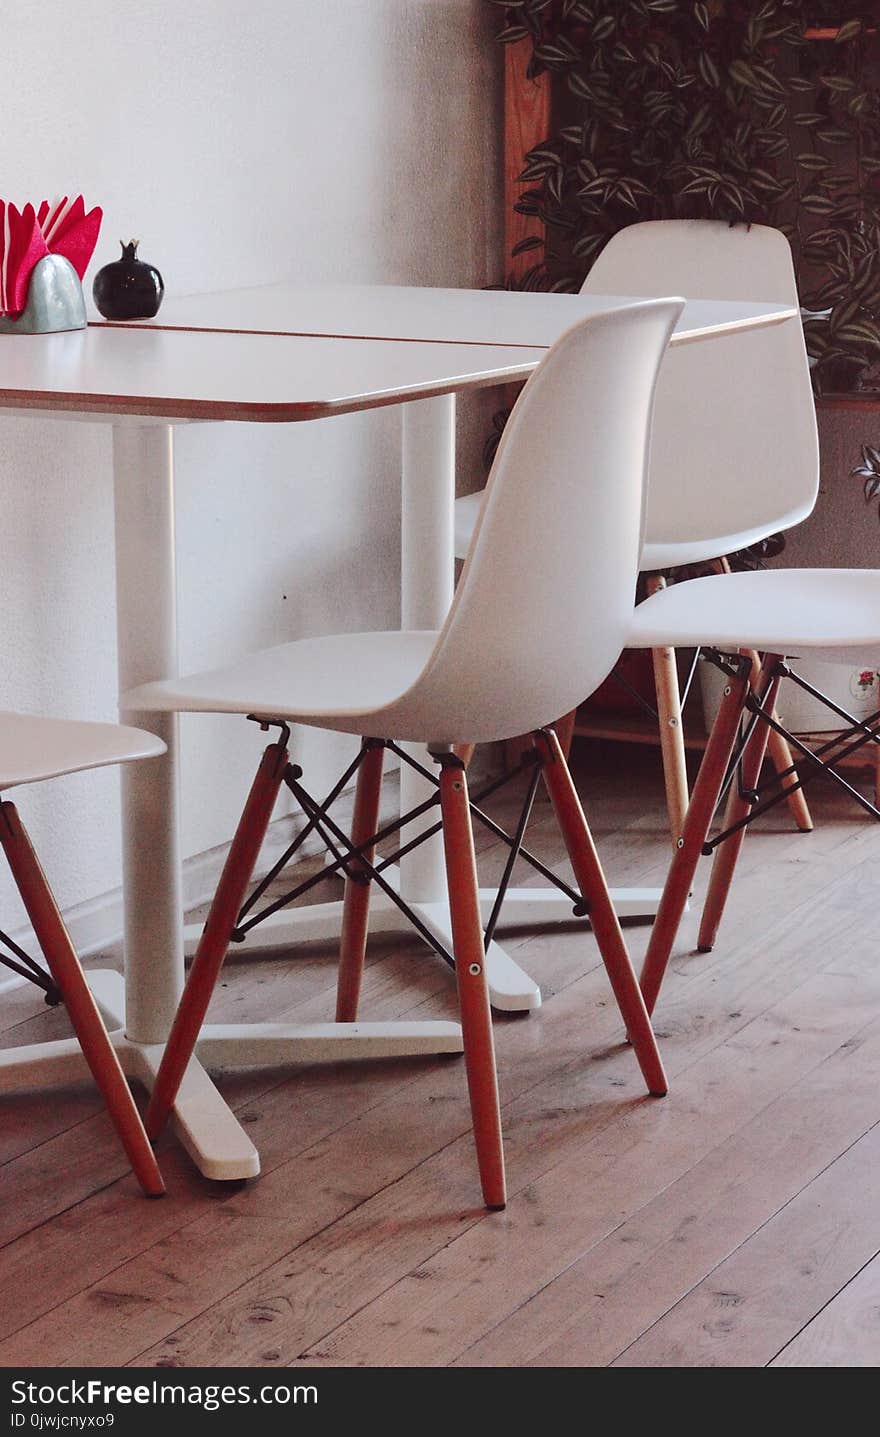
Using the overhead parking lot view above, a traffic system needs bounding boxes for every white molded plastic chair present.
[630,566,880,1017]
[0,712,166,1196]
[122,298,683,1211]
[455,221,820,839]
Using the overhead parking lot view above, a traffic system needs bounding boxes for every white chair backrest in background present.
[585,220,819,568]
[381,299,683,743]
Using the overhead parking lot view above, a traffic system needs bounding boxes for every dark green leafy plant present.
[490,0,880,394]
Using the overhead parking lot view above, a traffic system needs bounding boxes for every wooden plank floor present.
[1,740,879,1369]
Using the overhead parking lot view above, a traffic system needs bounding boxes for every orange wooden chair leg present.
[639,661,752,1015]
[336,741,385,1021]
[744,649,813,834]
[767,724,813,831]
[454,743,476,768]
[533,729,667,1096]
[0,802,164,1197]
[438,759,506,1210]
[146,739,288,1139]
[713,561,811,834]
[506,709,579,776]
[697,654,782,955]
[553,708,579,761]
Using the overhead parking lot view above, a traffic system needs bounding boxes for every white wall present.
[0,0,501,928]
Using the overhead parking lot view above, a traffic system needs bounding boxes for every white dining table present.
[0,285,797,1181]
[118,281,794,351]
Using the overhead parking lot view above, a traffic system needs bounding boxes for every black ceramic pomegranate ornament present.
[92,240,164,320]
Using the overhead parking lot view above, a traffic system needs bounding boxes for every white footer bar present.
[183,870,665,1013]
[0,970,462,1181]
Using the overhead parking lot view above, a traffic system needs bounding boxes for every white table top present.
[99,282,798,351]
[1,285,798,424]
[0,325,542,423]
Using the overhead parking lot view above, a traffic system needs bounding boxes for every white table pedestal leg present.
[112,423,261,1178]
[112,425,182,1046]
[398,394,455,904]
[399,395,542,1009]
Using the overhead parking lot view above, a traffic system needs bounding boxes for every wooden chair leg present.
[0,802,165,1197]
[746,649,813,833]
[146,739,288,1140]
[712,558,812,833]
[438,758,506,1210]
[553,709,579,761]
[697,654,782,954]
[639,660,751,1016]
[454,743,476,768]
[533,728,667,1097]
[645,576,690,848]
[336,741,385,1021]
[505,708,578,776]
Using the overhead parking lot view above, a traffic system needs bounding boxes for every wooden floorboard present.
[322,966,880,1368]
[613,1107,880,1367]
[769,1247,880,1367]
[1,742,878,1368]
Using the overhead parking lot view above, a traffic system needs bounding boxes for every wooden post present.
[503,38,551,282]
[502,38,553,769]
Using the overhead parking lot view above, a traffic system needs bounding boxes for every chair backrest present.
[382,299,683,743]
[586,220,819,561]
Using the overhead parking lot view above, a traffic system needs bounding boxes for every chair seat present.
[123,630,440,730]
[454,491,793,574]
[0,712,165,791]
[639,523,798,573]
[628,568,880,663]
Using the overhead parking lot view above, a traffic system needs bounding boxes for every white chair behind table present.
[0,712,166,1196]
[454,220,819,842]
[122,298,682,1212]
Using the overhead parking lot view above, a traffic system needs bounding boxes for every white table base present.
[0,971,463,1181]
[187,872,664,1014]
